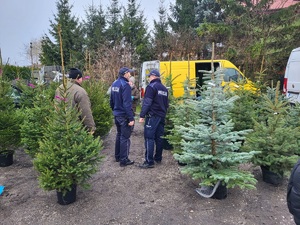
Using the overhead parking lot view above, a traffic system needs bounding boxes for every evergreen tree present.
[121,0,152,64]
[106,0,123,47]
[82,78,113,137]
[167,82,200,155]
[169,0,198,31]
[19,83,57,158]
[152,0,171,60]
[195,0,223,24]
[214,1,300,81]
[174,67,258,189]
[40,0,85,68]
[229,89,259,132]
[0,78,23,155]
[83,3,106,58]
[289,102,300,129]
[242,83,300,176]
[34,82,103,193]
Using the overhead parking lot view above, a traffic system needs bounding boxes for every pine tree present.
[106,0,123,47]
[121,0,152,64]
[174,66,258,189]
[40,0,85,68]
[83,3,106,58]
[152,0,171,59]
[169,0,198,31]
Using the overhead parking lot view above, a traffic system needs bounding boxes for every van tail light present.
[283,78,287,94]
[141,87,145,98]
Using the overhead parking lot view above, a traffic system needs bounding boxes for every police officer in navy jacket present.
[287,159,300,225]
[139,69,169,168]
[110,67,135,167]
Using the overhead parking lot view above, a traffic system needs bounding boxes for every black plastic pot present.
[211,183,228,200]
[261,166,283,186]
[162,137,173,150]
[0,152,14,167]
[162,130,173,150]
[57,185,77,205]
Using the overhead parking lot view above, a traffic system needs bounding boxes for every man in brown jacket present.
[55,68,96,133]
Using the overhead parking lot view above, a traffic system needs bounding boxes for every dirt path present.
[0,121,295,225]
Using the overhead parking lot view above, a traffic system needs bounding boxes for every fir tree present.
[83,3,106,58]
[169,0,198,31]
[174,67,259,189]
[152,0,171,59]
[82,78,113,137]
[19,82,57,158]
[242,83,300,176]
[40,0,84,68]
[0,78,23,155]
[121,0,152,64]
[34,83,103,193]
[106,0,123,47]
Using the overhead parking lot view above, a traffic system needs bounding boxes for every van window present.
[223,68,243,82]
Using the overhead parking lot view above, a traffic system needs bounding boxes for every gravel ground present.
[0,121,295,225]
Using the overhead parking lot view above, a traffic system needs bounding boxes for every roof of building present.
[269,0,299,9]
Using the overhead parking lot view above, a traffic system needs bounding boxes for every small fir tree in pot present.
[242,83,300,185]
[33,83,103,204]
[174,65,259,199]
[33,25,103,204]
[0,78,23,166]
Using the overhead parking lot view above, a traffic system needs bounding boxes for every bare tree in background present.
[89,42,133,85]
[24,39,42,68]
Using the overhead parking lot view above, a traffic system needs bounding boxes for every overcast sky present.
[0,0,174,66]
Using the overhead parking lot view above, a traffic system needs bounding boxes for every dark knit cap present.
[68,68,82,79]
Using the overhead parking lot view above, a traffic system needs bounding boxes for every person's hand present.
[139,118,145,123]
[128,120,135,126]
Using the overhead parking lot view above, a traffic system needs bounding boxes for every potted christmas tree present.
[242,83,300,185]
[0,78,22,167]
[33,81,103,204]
[174,63,259,199]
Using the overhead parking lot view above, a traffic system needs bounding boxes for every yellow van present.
[140,60,256,98]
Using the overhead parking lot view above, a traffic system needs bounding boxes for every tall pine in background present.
[40,0,84,68]
[121,0,152,65]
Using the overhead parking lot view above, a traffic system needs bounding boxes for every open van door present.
[285,47,300,103]
[140,60,160,98]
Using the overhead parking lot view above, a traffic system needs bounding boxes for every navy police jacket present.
[140,78,169,118]
[287,159,300,220]
[110,76,134,122]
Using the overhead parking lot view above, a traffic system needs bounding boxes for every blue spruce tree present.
[174,65,259,191]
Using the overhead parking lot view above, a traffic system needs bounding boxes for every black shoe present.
[155,160,161,164]
[139,162,154,169]
[115,158,120,162]
[120,159,134,167]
